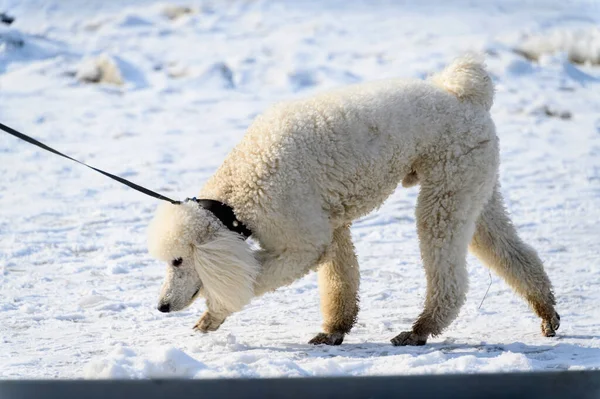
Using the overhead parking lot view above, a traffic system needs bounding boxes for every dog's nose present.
[158,303,171,313]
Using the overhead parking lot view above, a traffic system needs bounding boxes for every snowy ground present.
[1,0,599,379]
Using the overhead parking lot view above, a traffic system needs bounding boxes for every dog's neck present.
[185,198,252,238]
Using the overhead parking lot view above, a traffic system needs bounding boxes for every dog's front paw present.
[309,332,345,346]
[541,312,560,337]
[391,331,427,346]
[193,311,225,333]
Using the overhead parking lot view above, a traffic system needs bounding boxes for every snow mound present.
[195,62,235,89]
[75,53,150,89]
[515,28,600,65]
[162,5,195,21]
[84,346,207,379]
[76,54,124,86]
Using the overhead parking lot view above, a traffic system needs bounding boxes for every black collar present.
[184,198,252,239]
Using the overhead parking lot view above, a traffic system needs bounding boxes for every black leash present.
[0,122,180,204]
[0,122,252,238]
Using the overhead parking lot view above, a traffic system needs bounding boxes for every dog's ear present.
[190,229,259,315]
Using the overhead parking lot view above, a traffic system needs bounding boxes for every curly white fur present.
[148,56,559,345]
[430,55,494,111]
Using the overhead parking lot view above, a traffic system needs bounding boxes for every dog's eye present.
[172,258,183,267]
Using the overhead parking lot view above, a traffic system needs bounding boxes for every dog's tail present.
[431,55,494,111]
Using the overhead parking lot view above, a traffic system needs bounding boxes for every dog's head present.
[147,201,259,315]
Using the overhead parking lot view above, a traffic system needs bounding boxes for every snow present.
[1,0,599,379]
[515,27,600,65]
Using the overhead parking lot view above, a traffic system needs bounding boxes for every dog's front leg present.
[309,226,360,346]
[193,300,229,333]
[193,310,227,333]
[253,237,359,346]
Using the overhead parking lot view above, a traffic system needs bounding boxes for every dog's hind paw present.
[541,312,560,337]
[391,331,427,346]
[309,332,345,346]
[193,311,225,333]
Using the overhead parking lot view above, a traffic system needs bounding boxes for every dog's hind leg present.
[469,183,559,337]
[309,225,360,346]
[392,148,496,346]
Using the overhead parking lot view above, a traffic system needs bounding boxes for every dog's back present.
[203,56,496,226]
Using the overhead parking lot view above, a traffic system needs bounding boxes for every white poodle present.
[147,56,560,346]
